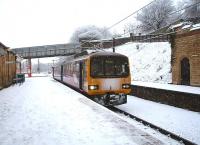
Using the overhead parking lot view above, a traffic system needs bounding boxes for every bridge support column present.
[19,62,22,74]
[28,58,32,77]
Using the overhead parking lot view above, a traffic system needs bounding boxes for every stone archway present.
[181,57,190,85]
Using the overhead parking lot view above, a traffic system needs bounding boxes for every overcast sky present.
[0,0,153,48]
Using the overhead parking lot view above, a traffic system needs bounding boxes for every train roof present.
[55,50,128,66]
[74,50,128,59]
[89,51,128,58]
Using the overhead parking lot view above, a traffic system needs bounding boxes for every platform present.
[0,77,181,145]
[132,81,200,95]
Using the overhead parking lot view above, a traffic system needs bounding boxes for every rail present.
[108,106,197,145]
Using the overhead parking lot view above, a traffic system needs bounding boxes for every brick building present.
[171,29,200,86]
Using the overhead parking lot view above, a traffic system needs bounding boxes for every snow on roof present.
[169,21,200,31]
[86,49,103,54]
[170,22,185,29]
[190,23,200,31]
[170,22,193,30]
[182,24,192,29]
[89,39,112,42]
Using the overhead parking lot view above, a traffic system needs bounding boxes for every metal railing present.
[12,43,81,59]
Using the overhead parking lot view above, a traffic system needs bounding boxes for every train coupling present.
[94,93,127,106]
[106,93,127,106]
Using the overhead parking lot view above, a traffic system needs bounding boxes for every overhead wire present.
[80,0,157,48]
[90,0,200,49]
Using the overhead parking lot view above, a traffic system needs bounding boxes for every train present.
[53,50,131,106]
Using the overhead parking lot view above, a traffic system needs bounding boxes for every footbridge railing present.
[12,43,81,59]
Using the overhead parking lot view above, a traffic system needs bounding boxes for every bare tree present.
[124,23,143,35]
[70,25,112,43]
[137,0,175,32]
[182,0,200,18]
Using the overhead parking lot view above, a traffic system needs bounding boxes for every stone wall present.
[130,85,200,112]
[171,30,200,86]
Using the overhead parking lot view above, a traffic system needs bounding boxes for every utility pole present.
[52,59,55,67]
[27,58,32,77]
[112,38,115,53]
[37,58,40,74]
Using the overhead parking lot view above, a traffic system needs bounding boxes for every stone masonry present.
[171,29,200,86]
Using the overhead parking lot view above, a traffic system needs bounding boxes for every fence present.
[81,33,171,49]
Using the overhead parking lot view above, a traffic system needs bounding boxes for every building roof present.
[0,42,8,50]
[151,17,200,34]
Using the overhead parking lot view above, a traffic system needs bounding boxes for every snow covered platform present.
[131,81,200,112]
[132,81,200,95]
[0,77,181,145]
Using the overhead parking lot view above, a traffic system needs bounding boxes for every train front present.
[87,52,131,106]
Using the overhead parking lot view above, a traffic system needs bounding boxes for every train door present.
[82,60,87,91]
[61,65,63,81]
[79,61,83,90]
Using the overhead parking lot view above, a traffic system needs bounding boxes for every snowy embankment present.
[107,42,172,84]
[0,77,181,145]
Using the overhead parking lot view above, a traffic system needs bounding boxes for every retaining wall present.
[130,85,200,112]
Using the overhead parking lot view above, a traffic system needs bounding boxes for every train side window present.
[83,60,87,83]
[76,62,79,72]
[70,63,72,74]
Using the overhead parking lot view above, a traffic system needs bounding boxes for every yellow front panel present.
[86,57,131,96]
[87,76,131,95]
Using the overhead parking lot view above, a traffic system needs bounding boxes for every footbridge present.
[12,43,81,59]
[12,43,81,77]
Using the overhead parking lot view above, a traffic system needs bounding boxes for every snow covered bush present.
[70,25,112,43]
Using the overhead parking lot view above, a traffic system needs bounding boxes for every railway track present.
[54,78,197,145]
[107,106,197,145]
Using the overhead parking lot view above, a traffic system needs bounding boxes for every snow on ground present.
[106,42,172,84]
[0,77,181,145]
[132,81,200,95]
[117,96,200,144]
[24,73,50,77]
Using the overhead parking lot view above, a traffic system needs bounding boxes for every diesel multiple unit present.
[53,51,131,106]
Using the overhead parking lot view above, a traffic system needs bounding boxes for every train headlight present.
[122,84,131,89]
[88,85,98,90]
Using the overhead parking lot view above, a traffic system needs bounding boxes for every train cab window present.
[104,59,115,76]
[91,56,129,78]
[115,61,129,76]
[91,58,104,77]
